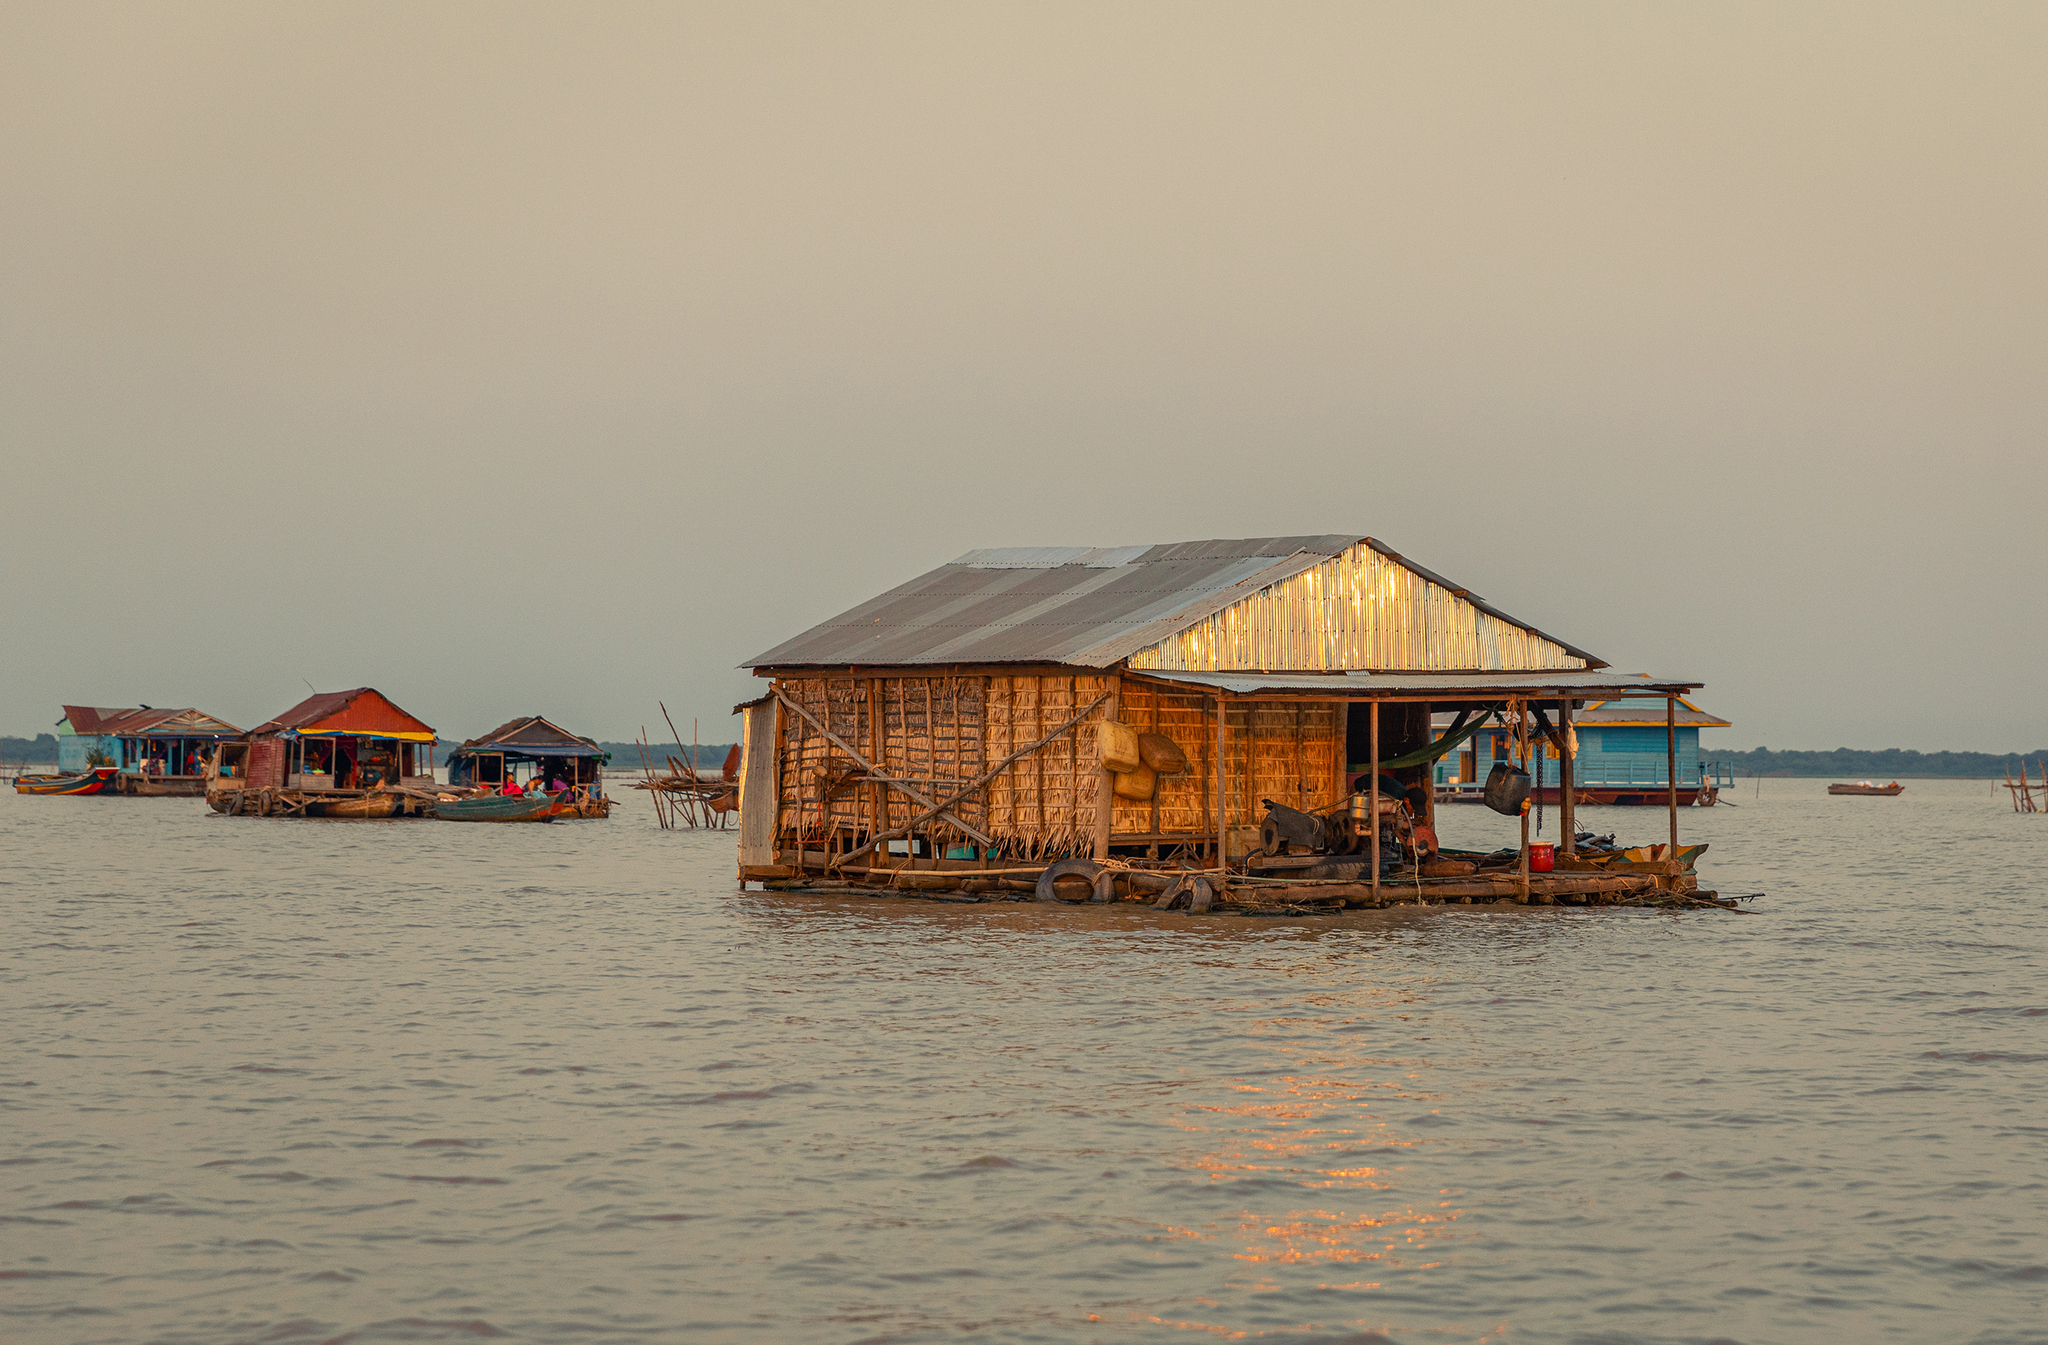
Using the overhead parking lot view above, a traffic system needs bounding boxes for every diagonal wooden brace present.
[826,688,1114,869]
[772,688,995,846]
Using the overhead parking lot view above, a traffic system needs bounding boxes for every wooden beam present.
[1558,698,1576,858]
[1215,691,1228,867]
[827,688,1111,866]
[773,686,993,845]
[1369,700,1380,903]
[1667,696,1679,859]
[1516,699,1530,904]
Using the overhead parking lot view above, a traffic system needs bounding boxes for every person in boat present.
[499,775,525,796]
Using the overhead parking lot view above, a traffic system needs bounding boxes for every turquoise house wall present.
[1435,726,1705,786]
[57,732,115,772]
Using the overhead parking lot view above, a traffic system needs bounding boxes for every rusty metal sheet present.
[744,535,1608,673]
[745,545,1341,668]
[1127,670,1704,697]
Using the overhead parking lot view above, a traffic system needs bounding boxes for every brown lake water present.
[3,779,2045,1344]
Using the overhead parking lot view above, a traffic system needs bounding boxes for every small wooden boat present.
[13,766,118,796]
[1828,781,1904,796]
[431,793,562,823]
[549,784,612,819]
[309,792,403,819]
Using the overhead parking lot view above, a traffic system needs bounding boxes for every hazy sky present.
[5,2,2044,751]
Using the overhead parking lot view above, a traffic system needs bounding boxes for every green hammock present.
[1348,704,1502,772]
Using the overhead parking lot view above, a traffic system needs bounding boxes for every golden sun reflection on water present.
[1174,1066,1465,1278]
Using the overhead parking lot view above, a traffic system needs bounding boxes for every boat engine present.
[1258,798,1327,855]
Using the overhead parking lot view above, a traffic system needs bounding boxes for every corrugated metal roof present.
[1130,669,1703,697]
[251,688,435,737]
[1574,697,1732,729]
[744,534,1593,670]
[62,706,242,736]
[452,715,602,756]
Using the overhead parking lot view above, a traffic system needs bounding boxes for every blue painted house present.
[1436,696,1733,806]
[58,705,243,795]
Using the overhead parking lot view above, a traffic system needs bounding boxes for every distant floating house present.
[447,716,612,817]
[735,535,1712,906]
[1436,696,1734,805]
[57,705,243,796]
[211,688,438,818]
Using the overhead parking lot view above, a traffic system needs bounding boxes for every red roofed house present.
[209,688,438,817]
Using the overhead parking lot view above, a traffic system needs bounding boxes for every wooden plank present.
[741,691,778,859]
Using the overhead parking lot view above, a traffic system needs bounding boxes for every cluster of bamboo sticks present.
[2004,759,2046,813]
[632,702,735,830]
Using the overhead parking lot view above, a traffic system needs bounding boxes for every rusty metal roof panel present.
[746,544,1337,669]
[744,534,1600,672]
[62,705,242,736]
[1129,670,1703,697]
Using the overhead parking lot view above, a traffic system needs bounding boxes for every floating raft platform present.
[740,851,1748,913]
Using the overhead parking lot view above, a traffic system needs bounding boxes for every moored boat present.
[445,717,611,817]
[431,793,563,822]
[13,765,119,795]
[309,792,404,819]
[1828,780,1904,796]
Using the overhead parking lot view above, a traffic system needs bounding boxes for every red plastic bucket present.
[1528,842,1555,872]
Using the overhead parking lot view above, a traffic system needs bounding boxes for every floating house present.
[447,716,612,818]
[1436,696,1736,805]
[209,688,438,818]
[57,705,243,796]
[735,536,1722,909]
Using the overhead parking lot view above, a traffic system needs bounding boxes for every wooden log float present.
[747,851,1697,910]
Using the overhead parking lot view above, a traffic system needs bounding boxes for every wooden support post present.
[1369,700,1380,903]
[868,677,887,866]
[1559,698,1576,857]
[1215,692,1228,867]
[1666,696,1679,859]
[1093,674,1120,861]
[1516,700,1529,903]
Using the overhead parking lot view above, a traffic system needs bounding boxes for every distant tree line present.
[589,742,738,772]
[1,733,58,764]
[1706,746,2048,778]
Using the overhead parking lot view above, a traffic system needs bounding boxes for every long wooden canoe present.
[310,792,403,819]
[13,766,118,795]
[1828,782,1904,796]
[432,793,562,823]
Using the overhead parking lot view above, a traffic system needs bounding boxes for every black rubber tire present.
[1035,857,1102,903]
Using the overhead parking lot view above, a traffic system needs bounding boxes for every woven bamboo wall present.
[984,673,1110,857]
[772,672,1335,859]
